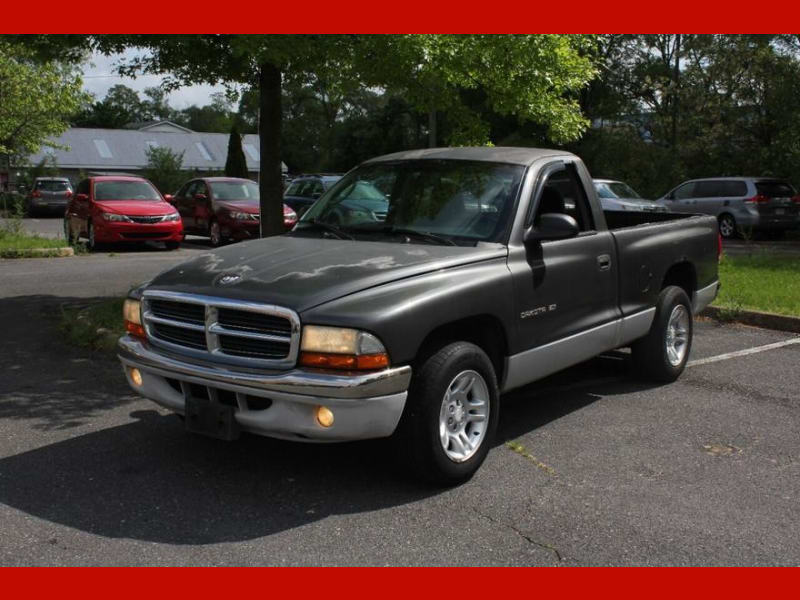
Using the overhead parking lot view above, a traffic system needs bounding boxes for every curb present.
[701,305,800,334]
[0,246,74,259]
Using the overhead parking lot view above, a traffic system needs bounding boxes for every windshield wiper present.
[380,227,457,246]
[297,219,354,240]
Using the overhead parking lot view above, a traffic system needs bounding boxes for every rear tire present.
[392,341,499,485]
[631,286,693,382]
[718,213,737,239]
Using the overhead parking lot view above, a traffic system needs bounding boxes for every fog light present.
[129,367,143,387]
[315,405,334,428]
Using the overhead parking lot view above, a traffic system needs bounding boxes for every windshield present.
[94,181,161,201]
[211,180,259,200]
[298,160,524,244]
[595,181,643,200]
[35,180,71,192]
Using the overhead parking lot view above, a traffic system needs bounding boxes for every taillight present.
[31,190,41,198]
[792,195,800,204]
[66,190,73,198]
[744,194,769,204]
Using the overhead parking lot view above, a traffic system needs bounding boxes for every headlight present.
[102,212,130,222]
[162,212,181,222]
[123,298,145,338]
[299,325,389,370]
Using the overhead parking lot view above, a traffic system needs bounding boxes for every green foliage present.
[0,41,88,160]
[224,122,249,178]
[715,254,800,317]
[141,146,185,194]
[59,298,125,353]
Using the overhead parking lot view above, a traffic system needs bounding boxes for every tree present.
[224,122,249,178]
[7,35,597,237]
[141,146,184,194]
[0,41,87,175]
[73,84,144,128]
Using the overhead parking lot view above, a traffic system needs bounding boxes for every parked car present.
[26,177,73,216]
[593,179,669,213]
[172,177,297,247]
[283,174,343,216]
[660,177,800,239]
[64,176,182,251]
[118,147,719,484]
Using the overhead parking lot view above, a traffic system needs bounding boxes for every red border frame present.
[2,3,800,32]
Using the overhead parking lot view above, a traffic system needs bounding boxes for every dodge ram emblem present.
[217,273,242,285]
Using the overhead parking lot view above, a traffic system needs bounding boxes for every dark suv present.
[283,175,342,217]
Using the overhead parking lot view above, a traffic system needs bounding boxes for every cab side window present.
[532,165,594,232]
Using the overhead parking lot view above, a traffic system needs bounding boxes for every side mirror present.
[75,193,89,202]
[164,194,175,203]
[194,193,207,201]
[524,213,579,243]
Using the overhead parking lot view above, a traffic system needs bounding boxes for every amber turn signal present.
[125,320,146,339]
[299,352,389,371]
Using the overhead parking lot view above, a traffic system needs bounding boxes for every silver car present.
[660,177,800,239]
[26,177,73,216]
[593,179,669,213]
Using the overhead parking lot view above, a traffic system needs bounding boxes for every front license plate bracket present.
[185,396,240,440]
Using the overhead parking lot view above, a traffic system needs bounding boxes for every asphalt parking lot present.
[1,218,799,565]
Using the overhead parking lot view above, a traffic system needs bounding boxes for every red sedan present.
[64,176,183,251]
[171,177,297,247]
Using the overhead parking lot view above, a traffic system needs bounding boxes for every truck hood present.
[146,235,507,312]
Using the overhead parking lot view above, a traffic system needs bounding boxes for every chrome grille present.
[142,291,300,368]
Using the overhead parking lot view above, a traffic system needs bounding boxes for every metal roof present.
[25,127,287,173]
[365,147,574,167]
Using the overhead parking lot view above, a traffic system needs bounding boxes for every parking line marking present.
[687,337,800,367]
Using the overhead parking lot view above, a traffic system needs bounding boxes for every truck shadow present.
[0,294,663,544]
[0,358,660,546]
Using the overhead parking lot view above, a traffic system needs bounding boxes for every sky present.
[81,50,227,109]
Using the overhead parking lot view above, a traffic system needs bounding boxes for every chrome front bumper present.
[118,335,411,442]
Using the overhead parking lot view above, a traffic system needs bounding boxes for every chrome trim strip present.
[617,308,656,347]
[208,323,290,343]
[502,318,620,393]
[143,312,206,331]
[142,290,301,369]
[693,280,720,314]
[118,335,412,400]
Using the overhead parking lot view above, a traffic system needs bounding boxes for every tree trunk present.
[428,109,437,148]
[258,62,284,238]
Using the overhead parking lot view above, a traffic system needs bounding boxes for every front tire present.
[392,341,499,485]
[164,241,180,250]
[209,219,224,247]
[87,221,98,252]
[631,286,693,382]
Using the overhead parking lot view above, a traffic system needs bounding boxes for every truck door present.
[505,161,620,389]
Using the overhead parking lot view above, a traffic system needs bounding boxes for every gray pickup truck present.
[118,147,720,484]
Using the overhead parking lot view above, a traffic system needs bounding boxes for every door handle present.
[597,254,611,271]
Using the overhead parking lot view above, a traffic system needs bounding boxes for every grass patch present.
[714,254,800,317]
[59,298,125,352]
[0,231,66,250]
